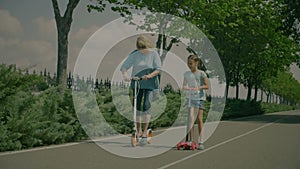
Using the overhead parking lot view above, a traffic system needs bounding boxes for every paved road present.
[1,110,300,169]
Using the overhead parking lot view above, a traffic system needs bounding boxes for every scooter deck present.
[131,129,152,147]
[177,141,198,150]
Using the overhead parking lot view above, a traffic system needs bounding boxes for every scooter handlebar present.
[131,77,142,81]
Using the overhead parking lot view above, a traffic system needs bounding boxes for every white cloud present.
[19,39,56,72]
[0,9,23,36]
[68,26,99,71]
[33,17,56,42]
[0,38,56,72]
[71,25,99,43]
[0,14,57,72]
[0,37,20,49]
[19,40,55,58]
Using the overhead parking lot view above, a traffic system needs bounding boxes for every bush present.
[0,64,298,152]
[222,99,264,120]
[261,102,299,113]
[0,64,87,152]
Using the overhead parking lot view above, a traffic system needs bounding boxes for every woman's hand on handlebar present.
[123,76,131,82]
[131,77,141,81]
[122,71,131,82]
[141,74,152,80]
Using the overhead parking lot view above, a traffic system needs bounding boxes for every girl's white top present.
[184,70,207,100]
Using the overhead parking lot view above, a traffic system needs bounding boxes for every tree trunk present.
[247,83,252,101]
[56,27,69,89]
[280,96,283,104]
[254,85,258,102]
[225,75,231,99]
[52,0,79,92]
[156,34,163,54]
[235,83,239,99]
[225,83,229,99]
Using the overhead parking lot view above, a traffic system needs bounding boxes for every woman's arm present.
[122,70,131,82]
[143,69,160,80]
[120,52,135,82]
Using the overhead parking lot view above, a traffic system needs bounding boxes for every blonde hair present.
[136,35,153,49]
[188,54,201,63]
[188,54,204,69]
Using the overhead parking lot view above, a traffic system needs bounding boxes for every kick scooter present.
[177,89,198,150]
[131,77,153,147]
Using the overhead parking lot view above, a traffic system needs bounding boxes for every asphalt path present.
[1,110,300,169]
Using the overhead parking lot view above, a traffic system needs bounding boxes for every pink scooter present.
[177,89,198,150]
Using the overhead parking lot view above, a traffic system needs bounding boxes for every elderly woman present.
[120,35,161,138]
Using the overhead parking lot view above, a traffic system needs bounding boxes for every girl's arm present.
[198,77,209,90]
[182,78,189,91]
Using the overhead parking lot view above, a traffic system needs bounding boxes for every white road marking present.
[0,142,81,156]
[0,126,185,156]
[157,117,285,169]
[0,112,290,158]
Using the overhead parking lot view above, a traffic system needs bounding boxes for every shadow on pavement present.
[226,111,300,124]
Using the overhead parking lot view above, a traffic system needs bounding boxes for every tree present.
[51,0,80,91]
[88,0,213,92]
[163,83,175,94]
[88,0,208,64]
[197,0,298,100]
[240,0,298,100]
[283,0,300,42]
[282,0,300,67]
[263,71,300,105]
[88,0,299,102]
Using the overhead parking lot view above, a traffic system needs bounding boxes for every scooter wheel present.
[191,142,196,150]
[131,133,137,147]
[147,129,152,144]
[177,143,181,150]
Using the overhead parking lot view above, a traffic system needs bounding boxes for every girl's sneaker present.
[198,143,205,150]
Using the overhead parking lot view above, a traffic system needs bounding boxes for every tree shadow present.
[226,112,300,124]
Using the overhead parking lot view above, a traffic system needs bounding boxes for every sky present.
[0,0,120,74]
[0,0,299,97]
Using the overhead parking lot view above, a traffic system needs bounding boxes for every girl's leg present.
[189,107,195,141]
[197,108,204,144]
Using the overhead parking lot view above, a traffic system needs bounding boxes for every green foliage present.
[3,0,300,151]
[282,0,300,43]
[163,83,175,94]
[261,102,299,114]
[222,98,298,120]
[88,0,300,103]
[0,64,46,104]
[263,71,300,105]
[0,63,297,152]
[222,99,263,120]
[150,92,182,128]
[0,64,86,152]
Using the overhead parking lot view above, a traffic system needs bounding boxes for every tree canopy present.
[88,0,300,102]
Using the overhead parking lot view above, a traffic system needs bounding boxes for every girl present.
[182,54,209,150]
